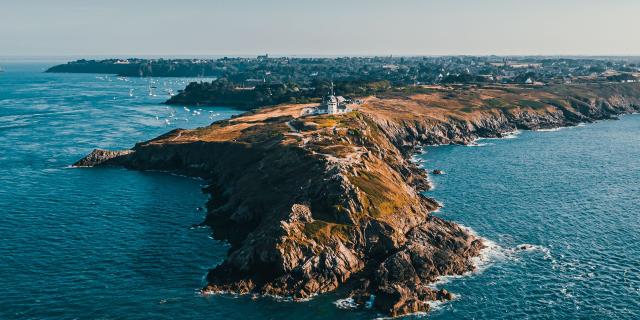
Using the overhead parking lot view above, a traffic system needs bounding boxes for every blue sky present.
[1,0,639,56]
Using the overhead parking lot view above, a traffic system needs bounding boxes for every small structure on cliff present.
[301,82,352,116]
[325,93,339,114]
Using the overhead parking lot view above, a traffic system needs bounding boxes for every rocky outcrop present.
[348,216,483,316]
[72,149,133,167]
[75,83,640,317]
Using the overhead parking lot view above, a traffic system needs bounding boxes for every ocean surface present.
[0,62,638,319]
[419,117,640,319]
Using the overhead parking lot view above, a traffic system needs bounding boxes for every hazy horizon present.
[2,0,640,57]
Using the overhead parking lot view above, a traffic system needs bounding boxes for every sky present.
[1,0,639,57]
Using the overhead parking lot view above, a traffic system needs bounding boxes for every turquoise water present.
[1,62,639,319]
[0,62,377,320]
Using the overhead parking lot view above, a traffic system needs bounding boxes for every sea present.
[0,61,638,319]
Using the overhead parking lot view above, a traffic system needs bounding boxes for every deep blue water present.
[420,117,640,319]
[1,62,639,319]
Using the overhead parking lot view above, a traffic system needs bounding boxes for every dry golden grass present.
[229,103,316,123]
[146,83,640,148]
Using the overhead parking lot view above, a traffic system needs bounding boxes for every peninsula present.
[75,81,640,316]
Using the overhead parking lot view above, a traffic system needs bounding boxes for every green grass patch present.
[303,220,351,243]
[518,99,547,109]
[484,98,507,108]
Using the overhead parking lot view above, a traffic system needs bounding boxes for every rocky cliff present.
[75,83,640,317]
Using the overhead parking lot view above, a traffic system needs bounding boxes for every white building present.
[323,81,347,115]
[300,81,353,116]
[325,95,339,114]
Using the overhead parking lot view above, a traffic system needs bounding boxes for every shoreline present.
[72,82,640,317]
[199,110,637,318]
[405,113,640,315]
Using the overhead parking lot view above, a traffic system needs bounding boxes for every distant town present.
[47,55,640,84]
[47,55,640,109]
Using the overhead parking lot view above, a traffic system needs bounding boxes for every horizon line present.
[3,53,640,60]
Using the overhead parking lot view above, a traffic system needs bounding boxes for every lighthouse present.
[325,82,338,114]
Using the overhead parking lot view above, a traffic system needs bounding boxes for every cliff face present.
[75,83,640,317]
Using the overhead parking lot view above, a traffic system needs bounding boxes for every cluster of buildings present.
[73,55,640,86]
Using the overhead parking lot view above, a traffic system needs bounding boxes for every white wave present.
[374,311,429,320]
[465,142,493,147]
[476,130,521,142]
[201,286,317,302]
[429,225,552,291]
[266,291,319,302]
[334,297,358,309]
[531,120,597,133]
[535,127,563,132]
[366,294,442,319]
[426,296,452,311]
[410,154,425,164]
[507,243,553,260]
[431,199,444,210]
[457,224,503,272]
[502,130,522,139]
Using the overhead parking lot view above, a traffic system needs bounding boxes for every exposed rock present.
[432,169,445,175]
[72,149,133,167]
[75,83,640,317]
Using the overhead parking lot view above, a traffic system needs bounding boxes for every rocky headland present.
[75,83,640,317]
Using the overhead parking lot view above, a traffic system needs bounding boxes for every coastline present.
[406,113,640,315]
[393,115,611,315]
[73,83,640,317]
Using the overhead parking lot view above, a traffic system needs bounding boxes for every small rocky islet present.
[76,82,640,317]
